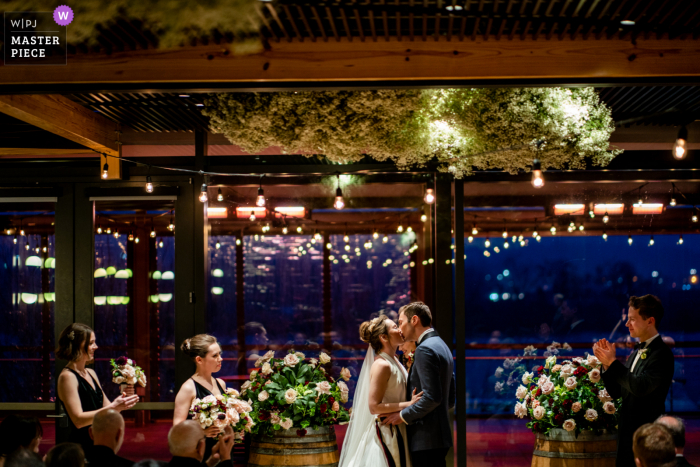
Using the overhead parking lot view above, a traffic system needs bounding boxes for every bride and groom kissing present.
[339,302,457,467]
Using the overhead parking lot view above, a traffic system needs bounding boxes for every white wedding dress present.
[339,349,412,467]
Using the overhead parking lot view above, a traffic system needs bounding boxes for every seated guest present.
[86,409,133,467]
[167,421,235,467]
[134,460,167,467]
[656,415,695,467]
[45,442,85,467]
[5,448,44,467]
[633,423,676,467]
[0,414,43,465]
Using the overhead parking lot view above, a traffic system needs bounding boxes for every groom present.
[383,302,456,467]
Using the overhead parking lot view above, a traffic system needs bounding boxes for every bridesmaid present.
[56,323,139,452]
[173,334,228,461]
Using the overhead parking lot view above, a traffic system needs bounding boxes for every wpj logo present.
[3,7,71,65]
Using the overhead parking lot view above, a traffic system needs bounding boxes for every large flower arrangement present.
[203,88,621,178]
[241,350,351,437]
[501,343,621,436]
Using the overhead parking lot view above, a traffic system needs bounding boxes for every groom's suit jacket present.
[400,331,456,452]
[601,336,674,467]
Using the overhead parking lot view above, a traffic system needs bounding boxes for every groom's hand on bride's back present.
[380,412,404,426]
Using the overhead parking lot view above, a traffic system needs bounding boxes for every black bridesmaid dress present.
[59,368,104,452]
[192,378,227,461]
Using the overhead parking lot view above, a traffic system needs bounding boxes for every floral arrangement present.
[110,356,146,387]
[500,342,621,436]
[241,350,351,437]
[189,388,253,441]
[203,88,621,178]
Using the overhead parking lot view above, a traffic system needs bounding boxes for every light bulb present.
[504,242,509,249]
[649,235,655,246]
[113,230,119,239]
[216,242,221,249]
[344,244,351,251]
[20,229,25,236]
[531,159,544,188]
[603,212,609,224]
[602,232,608,241]
[485,238,491,248]
[693,214,698,223]
[674,126,688,160]
[373,231,379,239]
[297,226,303,233]
[128,232,134,241]
[13,236,17,244]
[249,212,256,222]
[168,219,175,231]
[326,242,332,250]
[236,239,242,245]
[568,225,574,233]
[472,226,478,235]
[217,188,224,202]
[421,214,427,222]
[101,162,109,179]
[199,184,208,203]
[42,246,47,253]
[25,244,29,250]
[343,235,349,243]
[670,198,676,207]
[383,235,389,243]
[628,235,633,245]
[282,226,288,234]
[159,241,164,248]
[407,226,413,233]
[397,225,404,233]
[532,230,538,238]
[146,176,154,193]
[579,225,584,231]
[679,235,684,245]
[334,187,345,210]
[518,235,524,241]
[256,186,265,207]
[135,237,140,244]
[97,226,102,234]
[106,227,112,234]
[150,228,156,238]
[468,236,473,243]
[589,210,595,218]
[502,229,508,239]
[536,235,542,242]
[550,225,556,234]
[424,188,435,204]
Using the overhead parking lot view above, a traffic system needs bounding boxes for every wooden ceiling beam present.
[0,94,120,157]
[0,37,698,87]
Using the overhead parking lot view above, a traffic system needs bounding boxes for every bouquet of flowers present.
[504,342,621,436]
[189,388,253,441]
[242,350,351,437]
[110,356,146,388]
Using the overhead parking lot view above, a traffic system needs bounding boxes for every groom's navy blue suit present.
[601,336,674,467]
[400,330,456,466]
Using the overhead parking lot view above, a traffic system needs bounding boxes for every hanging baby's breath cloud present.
[203,88,621,178]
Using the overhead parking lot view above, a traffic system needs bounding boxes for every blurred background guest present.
[0,415,42,466]
[656,415,695,467]
[45,443,85,467]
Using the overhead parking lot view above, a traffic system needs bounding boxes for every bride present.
[339,315,423,467]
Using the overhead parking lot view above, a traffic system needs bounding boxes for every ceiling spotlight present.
[146,176,154,193]
[101,162,109,179]
[334,174,345,210]
[674,126,688,160]
[217,188,224,202]
[199,183,208,203]
[531,159,544,188]
[424,188,435,204]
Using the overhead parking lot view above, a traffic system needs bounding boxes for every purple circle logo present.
[53,5,73,26]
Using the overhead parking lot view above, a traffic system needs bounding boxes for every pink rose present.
[319,352,331,364]
[244,414,255,432]
[332,401,340,412]
[295,351,306,360]
[280,418,293,430]
[541,382,555,395]
[587,354,600,367]
[284,353,300,367]
[533,406,545,420]
[258,390,269,402]
[514,402,527,419]
[309,358,319,367]
[603,401,616,414]
[598,389,612,402]
[564,377,577,391]
[241,381,251,391]
[202,395,217,404]
[270,412,281,424]
[560,364,574,377]
[226,388,240,397]
[262,362,273,375]
[226,408,240,424]
[515,385,528,399]
[588,368,601,383]
[316,381,331,395]
[551,364,562,373]
[585,409,598,421]
[340,367,352,381]
[572,402,582,413]
[284,388,298,404]
[563,419,576,432]
[532,400,541,409]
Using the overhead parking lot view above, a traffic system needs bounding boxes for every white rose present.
[202,395,217,404]
[563,419,576,432]
[337,381,348,393]
[503,359,515,370]
[541,381,555,395]
[551,341,561,349]
[545,356,557,369]
[603,401,616,414]
[495,382,504,393]
[560,364,574,377]
[598,389,612,402]
[522,372,533,385]
[524,345,537,356]
[295,351,306,360]
[564,377,578,391]
[138,374,147,387]
[537,375,550,387]
[309,358,319,367]
[284,388,298,404]
[270,412,281,425]
[515,385,528,400]
[495,367,504,378]
[280,418,293,430]
[340,367,352,381]
[250,370,258,380]
[127,359,133,365]
[340,391,349,403]
[533,406,545,420]
[586,354,600,367]
[226,388,240,397]
[514,402,528,419]
[258,390,269,402]
[114,376,126,384]
[585,409,598,421]
[572,357,585,366]
[241,381,251,391]
[319,352,331,364]
[284,354,300,368]
[316,381,331,395]
[588,368,601,383]
[262,362,273,375]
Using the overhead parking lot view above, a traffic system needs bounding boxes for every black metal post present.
[453,179,467,467]
[323,232,332,352]
[433,173,452,341]
[236,233,246,376]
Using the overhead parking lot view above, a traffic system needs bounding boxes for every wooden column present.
[433,173,452,341]
[453,179,467,467]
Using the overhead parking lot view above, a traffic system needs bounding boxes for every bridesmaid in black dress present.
[56,323,139,452]
[173,334,229,463]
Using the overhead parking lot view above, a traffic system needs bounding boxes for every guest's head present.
[133,461,165,467]
[0,414,43,458]
[655,415,686,455]
[56,323,96,364]
[168,421,206,462]
[89,409,125,454]
[360,315,403,353]
[5,448,44,467]
[243,322,268,349]
[45,443,85,467]
[627,295,663,340]
[398,302,432,342]
[180,334,222,374]
[399,340,416,354]
[633,423,676,467]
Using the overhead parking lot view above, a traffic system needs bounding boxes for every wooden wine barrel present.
[532,429,617,467]
[248,425,340,467]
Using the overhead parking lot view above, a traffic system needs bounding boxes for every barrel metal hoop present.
[536,429,618,442]
[254,434,337,444]
[533,450,618,459]
[251,446,338,456]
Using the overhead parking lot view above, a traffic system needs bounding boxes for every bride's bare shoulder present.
[370,357,391,373]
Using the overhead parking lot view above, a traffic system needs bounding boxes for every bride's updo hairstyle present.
[180,334,218,361]
[359,315,389,353]
[56,323,94,362]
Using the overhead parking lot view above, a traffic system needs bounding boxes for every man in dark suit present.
[383,302,457,467]
[656,415,696,467]
[594,295,675,467]
[633,423,676,467]
[166,421,234,467]
[86,409,133,467]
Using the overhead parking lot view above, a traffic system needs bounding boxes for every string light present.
[146,176,154,193]
[199,183,208,203]
[550,224,557,235]
[383,235,389,243]
[602,231,608,241]
[343,234,350,243]
[25,243,29,251]
[296,226,303,233]
[693,209,698,223]
[326,242,332,250]
[638,187,644,205]
[674,126,688,160]
[13,236,17,244]
[471,225,478,235]
[168,217,175,231]
[531,159,544,188]
[589,208,595,218]
[216,241,221,249]
[373,231,379,239]
[113,230,119,239]
[159,240,164,248]
[150,227,156,238]
[128,231,134,241]
[96,225,103,234]
[503,241,510,249]
[282,226,288,234]
[424,188,435,204]
[649,235,655,246]
[256,181,265,207]
[397,224,404,233]
[102,162,109,179]
[135,236,140,244]
[628,235,633,245]
[467,235,473,243]
[217,188,224,202]
[106,226,112,234]
[485,238,491,248]
[334,174,345,210]
[406,226,413,233]
[502,225,508,238]
[579,224,584,231]
[249,211,256,222]
[670,184,677,207]
[603,211,609,224]
[679,234,684,245]
[532,230,538,238]
[421,208,427,223]
[42,246,47,253]
[536,235,542,242]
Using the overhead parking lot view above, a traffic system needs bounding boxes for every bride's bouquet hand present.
[409,388,424,406]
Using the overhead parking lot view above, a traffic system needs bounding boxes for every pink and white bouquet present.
[189,388,253,441]
[110,356,146,387]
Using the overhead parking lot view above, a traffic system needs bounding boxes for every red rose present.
[532,423,540,432]
[574,367,588,377]
[554,414,565,425]
[320,403,328,414]
[297,429,307,437]
[535,388,542,397]
[536,366,544,374]
[561,399,573,410]
[259,411,270,421]
[329,397,335,404]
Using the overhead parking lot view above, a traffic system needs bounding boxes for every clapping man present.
[593,295,674,467]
